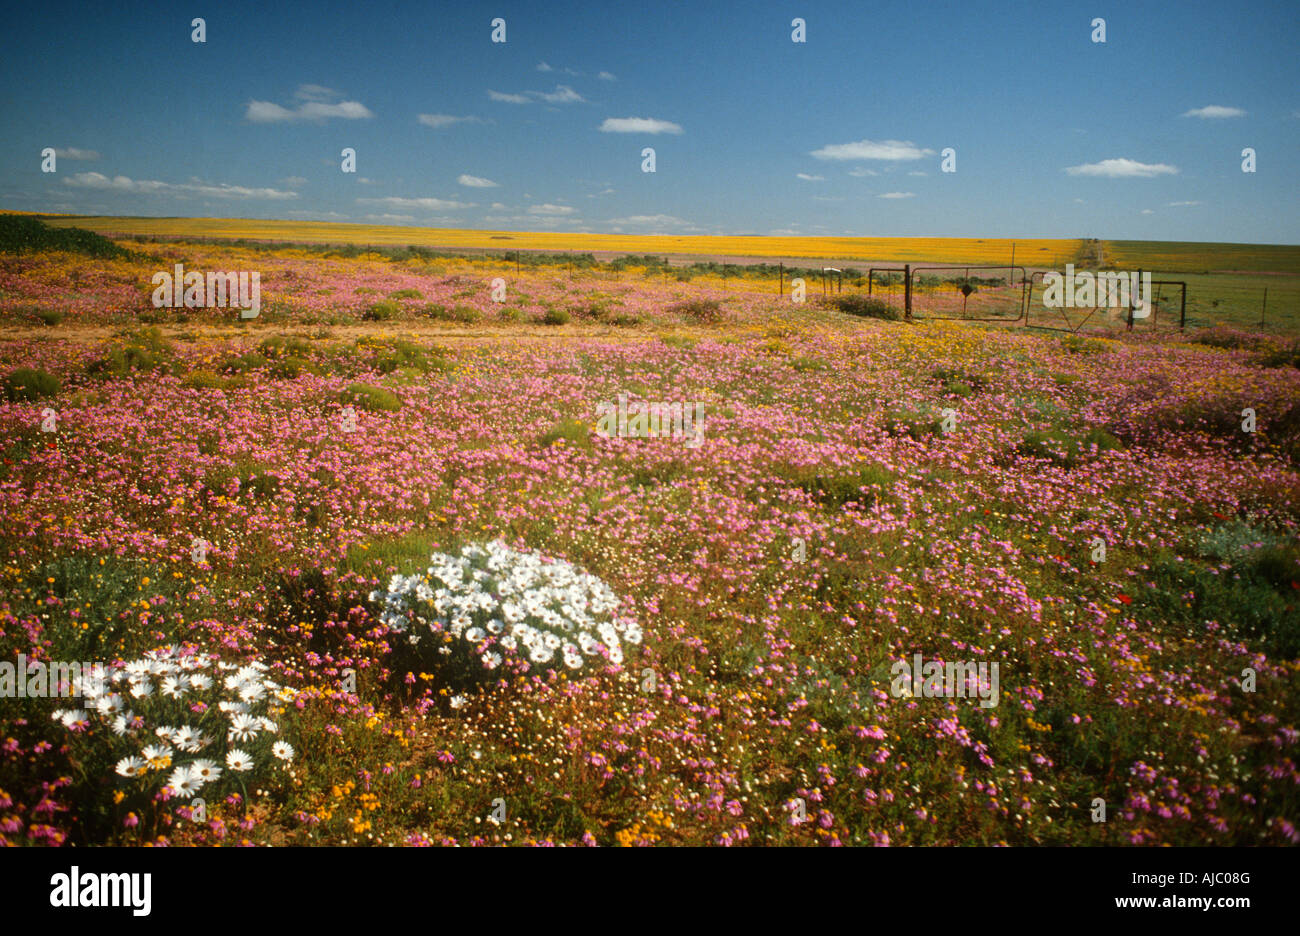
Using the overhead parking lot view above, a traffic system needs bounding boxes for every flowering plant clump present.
[47,646,297,830]
[370,541,641,679]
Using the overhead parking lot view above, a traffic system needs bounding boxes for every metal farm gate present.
[1023,270,1187,332]
[906,265,1028,323]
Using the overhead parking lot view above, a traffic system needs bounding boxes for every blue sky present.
[2,0,1297,243]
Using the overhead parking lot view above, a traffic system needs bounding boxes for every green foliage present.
[539,417,592,450]
[257,335,312,359]
[180,369,226,390]
[268,356,320,379]
[781,462,894,508]
[388,288,423,300]
[341,382,403,413]
[0,215,133,259]
[830,295,902,321]
[542,309,571,326]
[1058,335,1110,355]
[87,327,174,378]
[666,299,723,322]
[1016,427,1124,468]
[2,367,60,401]
[221,351,267,374]
[356,337,452,375]
[1136,536,1300,659]
[361,300,401,321]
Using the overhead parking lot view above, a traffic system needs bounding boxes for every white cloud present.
[356,196,471,210]
[53,148,100,161]
[1167,200,1202,207]
[848,167,879,177]
[286,209,347,220]
[457,174,499,188]
[246,86,373,123]
[280,176,308,186]
[527,203,576,216]
[365,213,416,223]
[1064,158,1178,178]
[878,192,915,199]
[295,84,339,102]
[63,172,298,199]
[811,139,934,161]
[418,114,485,128]
[907,171,928,177]
[796,173,825,181]
[599,117,683,134]
[489,85,585,106]
[597,71,616,81]
[536,62,553,72]
[533,85,584,104]
[1141,209,1154,215]
[1182,105,1246,119]
[604,214,700,232]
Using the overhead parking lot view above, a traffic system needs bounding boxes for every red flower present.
[1116,594,1132,605]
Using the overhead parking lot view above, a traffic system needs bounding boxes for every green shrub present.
[609,313,642,327]
[1059,335,1109,355]
[180,369,225,390]
[2,367,60,402]
[388,288,423,300]
[666,299,723,322]
[422,303,481,323]
[542,309,571,326]
[782,463,893,508]
[883,405,941,438]
[1016,427,1124,468]
[258,335,312,359]
[269,356,319,379]
[659,334,696,350]
[1258,342,1300,369]
[222,351,267,374]
[539,417,591,450]
[830,295,902,321]
[498,307,524,323]
[87,327,174,378]
[359,337,452,375]
[0,215,132,259]
[37,309,65,326]
[341,382,402,412]
[361,301,401,321]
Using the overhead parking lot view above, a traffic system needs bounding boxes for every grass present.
[2,367,60,401]
[340,383,403,412]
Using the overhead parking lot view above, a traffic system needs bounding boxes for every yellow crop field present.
[38,215,1084,267]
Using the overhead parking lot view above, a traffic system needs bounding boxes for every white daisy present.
[167,766,203,798]
[115,756,147,778]
[189,759,221,783]
[226,749,254,772]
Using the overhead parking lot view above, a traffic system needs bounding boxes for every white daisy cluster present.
[49,646,296,802]
[369,541,641,674]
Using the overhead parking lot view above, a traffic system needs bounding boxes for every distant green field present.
[1151,271,1300,332]
[1105,240,1300,275]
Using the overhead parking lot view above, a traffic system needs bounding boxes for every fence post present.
[1261,287,1268,329]
[904,264,911,320]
